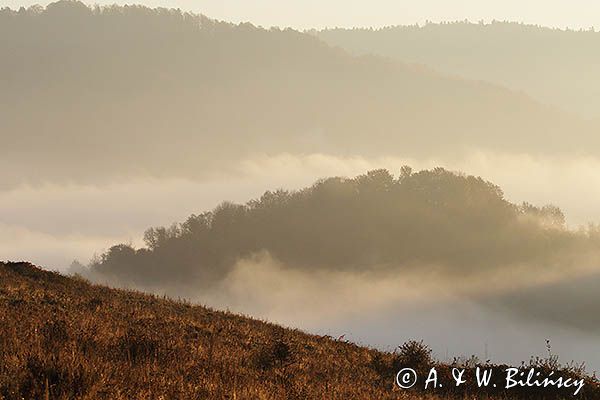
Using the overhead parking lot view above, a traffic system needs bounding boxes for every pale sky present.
[1,0,599,29]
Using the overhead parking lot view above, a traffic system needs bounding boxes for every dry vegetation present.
[0,262,598,399]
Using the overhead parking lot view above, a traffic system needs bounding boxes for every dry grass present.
[0,262,598,399]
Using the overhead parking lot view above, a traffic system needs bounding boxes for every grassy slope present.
[0,262,400,399]
[1,262,598,400]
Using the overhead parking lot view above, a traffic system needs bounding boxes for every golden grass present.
[0,262,597,399]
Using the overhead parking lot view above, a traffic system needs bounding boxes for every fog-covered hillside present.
[316,22,600,118]
[1,3,595,189]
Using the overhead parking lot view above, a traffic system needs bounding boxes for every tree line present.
[88,168,598,288]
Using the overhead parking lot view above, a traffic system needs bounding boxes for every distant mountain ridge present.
[315,22,600,119]
[0,2,596,189]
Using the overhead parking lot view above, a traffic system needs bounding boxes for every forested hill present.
[0,2,596,188]
[315,22,600,119]
[88,168,600,289]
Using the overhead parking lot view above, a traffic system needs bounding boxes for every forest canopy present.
[87,168,598,288]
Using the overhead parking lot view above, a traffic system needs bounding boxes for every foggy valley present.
[2,2,600,394]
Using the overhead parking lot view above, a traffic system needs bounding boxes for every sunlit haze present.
[1,0,599,29]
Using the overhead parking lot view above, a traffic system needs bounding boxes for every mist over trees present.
[487,271,600,335]
[1,1,597,189]
[315,22,600,119]
[4,0,600,376]
[88,168,600,289]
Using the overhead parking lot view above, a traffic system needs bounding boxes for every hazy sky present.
[1,0,599,29]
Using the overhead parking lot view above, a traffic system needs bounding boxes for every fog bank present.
[3,151,600,269]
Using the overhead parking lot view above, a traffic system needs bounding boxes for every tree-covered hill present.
[89,168,600,289]
[0,3,595,188]
[315,22,600,118]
